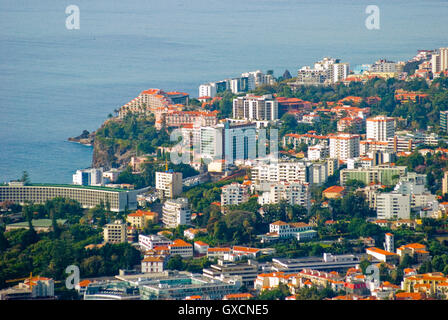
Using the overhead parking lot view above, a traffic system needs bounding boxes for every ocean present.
[0,0,447,184]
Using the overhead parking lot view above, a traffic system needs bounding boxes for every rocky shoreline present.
[68,130,95,146]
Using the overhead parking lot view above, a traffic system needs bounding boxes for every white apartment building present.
[384,233,394,253]
[232,94,279,121]
[155,171,183,199]
[199,83,217,98]
[311,163,328,186]
[431,48,448,74]
[102,168,122,183]
[329,133,360,160]
[308,144,329,161]
[376,193,410,220]
[258,181,311,211]
[199,126,224,161]
[329,63,350,83]
[366,116,395,142]
[199,122,257,164]
[169,239,194,258]
[162,198,191,228]
[221,182,250,207]
[370,59,400,73]
[241,70,276,90]
[393,173,427,195]
[103,220,127,244]
[251,161,311,184]
[73,168,103,186]
[138,234,173,251]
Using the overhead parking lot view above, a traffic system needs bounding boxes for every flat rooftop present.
[1,183,129,192]
[6,219,67,228]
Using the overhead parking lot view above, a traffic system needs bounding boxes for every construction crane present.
[5,272,36,292]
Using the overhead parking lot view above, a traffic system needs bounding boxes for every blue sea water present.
[0,0,447,184]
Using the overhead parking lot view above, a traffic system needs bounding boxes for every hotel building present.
[0,181,141,212]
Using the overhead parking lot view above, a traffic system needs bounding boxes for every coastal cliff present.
[91,137,135,168]
[75,116,168,169]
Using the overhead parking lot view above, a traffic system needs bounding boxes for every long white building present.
[258,181,311,211]
[251,161,311,184]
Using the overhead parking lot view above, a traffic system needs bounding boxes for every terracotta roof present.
[170,239,192,248]
[323,186,345,194]
[142,256,164,262]
[395,292,425,300]
[194,241,209,246]
[207,247,231,252]
[77,280,91,288]
[366,247,397,256]
[233,246,260,253]
[271,220,288,226]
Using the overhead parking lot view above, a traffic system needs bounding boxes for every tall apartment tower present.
[329,63,349,83]
[384,233,394,253]
[442,171,448,195]
[366,116,395,142]
[156,171,183,199]
[329,133,360,160]
[441,111,448,133]
[232,94,279,121]
[162,198,191,229]
[432,48,448,74]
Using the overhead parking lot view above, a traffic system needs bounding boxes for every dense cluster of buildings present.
[2,47,448,301]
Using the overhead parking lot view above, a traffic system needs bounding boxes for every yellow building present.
[322,186,345,199]
[126,210,158,229]
[402,273,448,297]
[396,243,430,263]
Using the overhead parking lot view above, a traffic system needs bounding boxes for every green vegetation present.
[0,198,141,290]
[95,114,171,155]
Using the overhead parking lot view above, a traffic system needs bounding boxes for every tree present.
[282,70,292,80]
[166,255,184,270]
[257,283,290,300]
[213,221,228,242]
[0,229,9,252]
[20,171,31,185]
[418,260,433,274]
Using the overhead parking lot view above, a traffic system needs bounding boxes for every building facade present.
[162,198,191,228]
